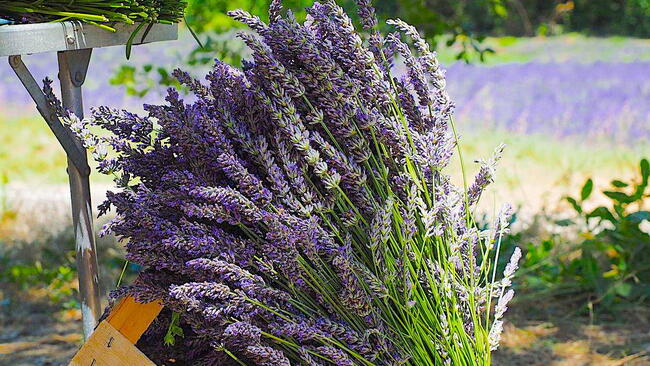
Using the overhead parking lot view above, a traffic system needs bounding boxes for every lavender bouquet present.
[0,1,186,30]
[59,0,520,364]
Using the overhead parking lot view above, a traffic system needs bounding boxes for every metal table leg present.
[9,50,102,340]
[57,49,102,340]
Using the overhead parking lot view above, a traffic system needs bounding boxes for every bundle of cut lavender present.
[0,1,186,30]
[0,0,188,57]
[58,0,520,364]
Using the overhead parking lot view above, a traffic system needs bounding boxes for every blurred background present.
[1,0,649,365]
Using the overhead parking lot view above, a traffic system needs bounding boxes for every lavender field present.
[1,34,649,144]
[447,62,650,143]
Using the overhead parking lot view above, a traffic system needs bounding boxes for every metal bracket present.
[61,21,88,51]
[58,48,92,87]
[8,55,91,176]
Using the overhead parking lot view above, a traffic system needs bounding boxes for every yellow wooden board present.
[106,297,164,344]
[68,296,163,365]
[68,320,155,366]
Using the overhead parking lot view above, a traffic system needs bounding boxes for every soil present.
[0,289,81,366]
[493,302,650,366]
[1,289,649,366]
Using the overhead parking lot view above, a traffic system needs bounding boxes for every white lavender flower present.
[63,114,109,162]
[494,289,514,320]
[492,203,514,246]
[488,320,504,351]
[502,247,522,287]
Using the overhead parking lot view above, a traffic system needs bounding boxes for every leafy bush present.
[511,158,650,310]
[564,158,650,306]
[1,260,78,308]
[58,0,520,364]
[110,64,182,98]
[568,0,650,37]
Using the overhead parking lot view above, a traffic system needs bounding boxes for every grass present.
[0,116,112,184]
[449,128,645,218]
[436,33,650,65]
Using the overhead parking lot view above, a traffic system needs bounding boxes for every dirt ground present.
[0,291,81,366]
[1,286,649,366]
[493,303,650,366]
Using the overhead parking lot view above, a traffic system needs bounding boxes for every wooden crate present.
[68,297,163,366]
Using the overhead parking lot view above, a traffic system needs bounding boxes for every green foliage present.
[511,158,650,310]
[185,33,246,67]
[164,312,185,346]
[369,0,500,61]
[185,0,309,32]
[0,213,138,312]
[0,244,79,309]
[4,263,78,308]
[110,64,182,97]
[181,0,650,39]
[568,0,650,38]
[441,0,650,37]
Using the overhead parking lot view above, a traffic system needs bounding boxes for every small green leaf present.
[603,191,634,204]
[613,282,632,298]
[581,179,593,201]
[565,196,582,213]
[164,312,184,346]
[640,158,649,184]
[610,180,628,188]
[587,206,615,222]
[494,3,508,17]
[555,218,574,227]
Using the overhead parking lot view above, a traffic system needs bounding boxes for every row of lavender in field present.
[1,46,648,143]
[446,62,650,142]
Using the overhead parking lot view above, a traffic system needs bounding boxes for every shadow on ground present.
[493,303,650,365]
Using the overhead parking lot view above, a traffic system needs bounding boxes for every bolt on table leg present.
[58,49,102,340]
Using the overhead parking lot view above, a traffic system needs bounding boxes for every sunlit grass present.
[0,115,112,184]
[449,128,647,215]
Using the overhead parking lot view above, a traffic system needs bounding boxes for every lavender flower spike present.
[467,143,506,206]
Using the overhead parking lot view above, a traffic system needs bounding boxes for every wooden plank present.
[67,296,163,365]
[68,321,155,366]
[106,296,164,344]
